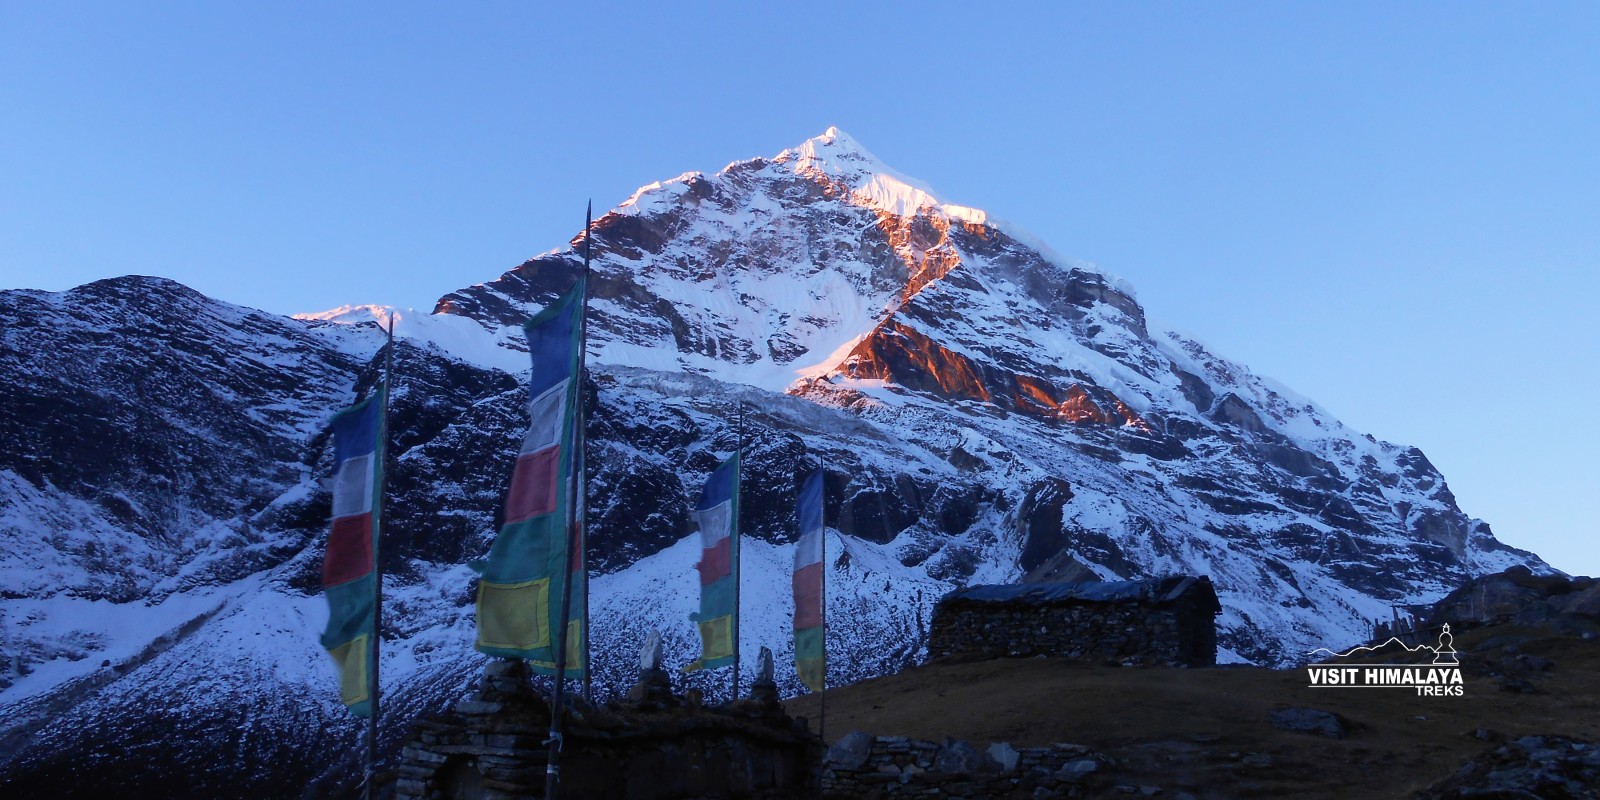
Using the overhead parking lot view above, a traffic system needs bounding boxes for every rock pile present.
[822,730,1116,799]
[1415,735,1600,799]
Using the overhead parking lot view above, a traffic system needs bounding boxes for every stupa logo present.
[1303,623,1465,697]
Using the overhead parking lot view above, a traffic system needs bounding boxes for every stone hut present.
[927,576,1221,667]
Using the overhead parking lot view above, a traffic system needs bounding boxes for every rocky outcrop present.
[1415,736,1600,799]
[1428,566,1600,630]
[0,277,365,602]
[837,319,1151,429]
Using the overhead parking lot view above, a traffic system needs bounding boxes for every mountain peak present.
[770,129,1134,299]
[438,127,1147,391]
[781,125,882,175]
[615,128,989,230]
[774,127,988,227]
[818,124,859,148]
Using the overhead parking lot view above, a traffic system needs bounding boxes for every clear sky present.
[2,3,1595,575]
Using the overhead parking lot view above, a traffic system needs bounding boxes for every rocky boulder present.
[1429,566,1600,628]
[1269,707,1351,739]
[1414,735,1600,799]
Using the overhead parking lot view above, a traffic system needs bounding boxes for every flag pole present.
[367,315,394,800]
[580,202,594,706]
[732,401,743,703]
[544,205,592,800]
[816,452,827,751]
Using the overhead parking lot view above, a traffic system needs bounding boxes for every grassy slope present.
[784,624,1600,798]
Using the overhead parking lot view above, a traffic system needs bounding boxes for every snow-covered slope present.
[0,129,1543,797]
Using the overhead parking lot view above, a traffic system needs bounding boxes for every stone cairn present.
[745,646,782,710]
[394,658,552,799]
[394,633,818,799]
[624,629,674,709]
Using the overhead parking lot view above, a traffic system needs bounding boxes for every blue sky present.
[2,3,1595,574]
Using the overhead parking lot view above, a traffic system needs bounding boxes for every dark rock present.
[1563,584,1600,621]
[934,738,998,773]
[988,741,1021,772]
[1498,677,1539,694]
[1017,478,1075,572]
[624,666,677,709]
[1415,735,1600,799]
[1056,759,1099,781]
[1270,707,1350,739]
[1209,393,1267,435]
[1516,654,1554,673]
[1240,753,1274,768]
[828,730,875,771]
[452,700,505,716]
[1429,566,1587,629]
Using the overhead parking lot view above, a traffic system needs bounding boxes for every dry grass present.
[783,624,1600,798]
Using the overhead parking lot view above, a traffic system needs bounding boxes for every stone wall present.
[394,660,820,800]
[822,731,1113,799]
[927,601,1215,667]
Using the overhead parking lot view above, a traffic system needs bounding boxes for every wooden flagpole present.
[545,204,592,800]
[366,316,394,800]
[815,453,827,751]
[732,401,743,703]
[580,202,594,706]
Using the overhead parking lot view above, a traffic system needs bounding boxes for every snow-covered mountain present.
[0,128,1542,797]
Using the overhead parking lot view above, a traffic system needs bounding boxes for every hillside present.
[785,622,1600,798]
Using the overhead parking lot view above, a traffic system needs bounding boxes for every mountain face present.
[0,128,1542,796]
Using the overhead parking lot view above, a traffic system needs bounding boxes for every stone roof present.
[938,575,1220,613]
